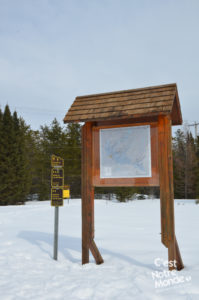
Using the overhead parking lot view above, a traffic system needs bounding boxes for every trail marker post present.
[51,155,64,260]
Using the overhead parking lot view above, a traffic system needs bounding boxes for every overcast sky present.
[0,0,199,132]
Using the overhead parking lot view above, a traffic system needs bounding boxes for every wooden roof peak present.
[76,83,177,99]
[64,83,182,125]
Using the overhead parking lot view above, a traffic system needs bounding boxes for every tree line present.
[0,105,81,205]
[0,104,199,205]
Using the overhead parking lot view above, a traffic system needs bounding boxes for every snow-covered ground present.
[0,199,198,300]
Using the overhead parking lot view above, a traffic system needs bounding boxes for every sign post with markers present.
[51,155,64,260]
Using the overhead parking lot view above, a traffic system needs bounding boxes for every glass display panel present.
[100,125,151,178]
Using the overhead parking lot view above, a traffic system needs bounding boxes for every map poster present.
[100,125,151,178]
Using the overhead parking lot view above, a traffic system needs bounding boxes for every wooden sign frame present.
[81,115,184,271]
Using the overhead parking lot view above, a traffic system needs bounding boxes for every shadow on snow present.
[18,230,156,270]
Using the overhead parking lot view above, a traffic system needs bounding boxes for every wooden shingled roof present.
[63,83,182,125]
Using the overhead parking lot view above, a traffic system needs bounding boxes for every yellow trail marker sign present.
[63,185,70,199]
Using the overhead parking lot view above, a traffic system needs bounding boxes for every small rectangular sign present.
[51,188,63,206]
[63,185,70,199]
[51,155,64,167]
[51,168,64,187]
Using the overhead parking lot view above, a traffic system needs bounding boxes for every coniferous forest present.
[0,104,199,205]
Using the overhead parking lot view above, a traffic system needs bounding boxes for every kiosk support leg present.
[158,115,184,271]
[82,122,104,265]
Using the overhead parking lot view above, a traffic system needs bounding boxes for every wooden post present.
[81,122,104,265]
[175,236,184,270]
[90,240,104,265]
[158,115,184,270]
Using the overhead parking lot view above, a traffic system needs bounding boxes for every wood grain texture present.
[64,83,182,125]
[96,116,159,126]
[158,115,170,248]
[168,239,176,271]
[81,122,104,265]
[76,84,176,100]
[175,236,184,270]
[90,240,104,265]
[67,100,173,115]
[81,122,93,264]
[65,106,171,122]
[158,115,184,270]
[71,93,174,108]
[81,114,184,270]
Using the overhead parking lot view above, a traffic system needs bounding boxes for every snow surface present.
[0,199,198,300]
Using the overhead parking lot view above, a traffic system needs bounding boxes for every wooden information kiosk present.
[64,83,184,271]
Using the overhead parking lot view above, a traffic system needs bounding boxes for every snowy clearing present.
[0,199,198,300]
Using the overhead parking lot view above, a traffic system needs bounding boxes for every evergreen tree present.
[65,123,81,197]
[0,105,30,205]
[173,129,197,199]
[185,132,197,198]
[0,108,3,198]
[195,136,199,199]
[0,108,2,158]
[36,119,70,200]
[25,129,42,199]
[115,187,138,202]
[0,105,16,204]
[13,114,31,202]
[173,129,186,198]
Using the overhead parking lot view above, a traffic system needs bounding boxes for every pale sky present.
[0,0,199,132]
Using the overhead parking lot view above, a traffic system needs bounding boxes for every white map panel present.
[100,125,151,178]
